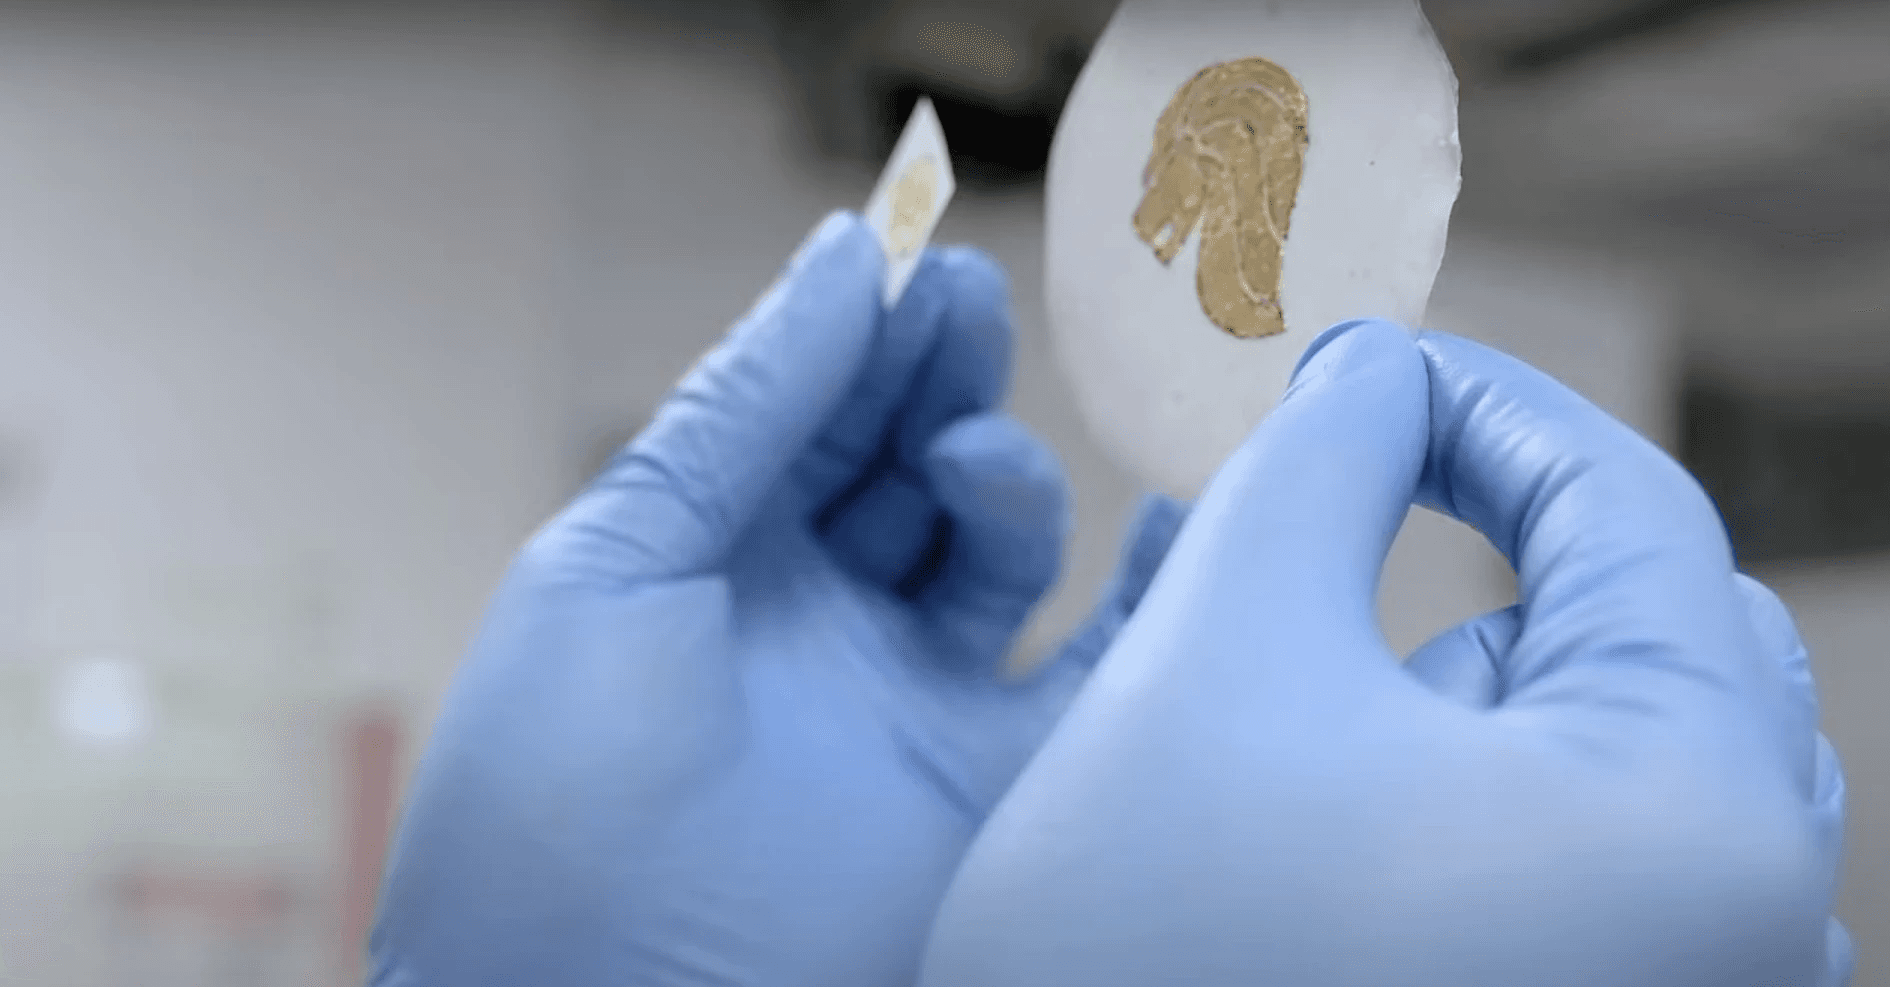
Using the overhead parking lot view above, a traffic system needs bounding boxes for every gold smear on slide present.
[1133,58,1310,338]
[887,154,940,259]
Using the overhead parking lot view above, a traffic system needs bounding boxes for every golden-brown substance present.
[888,154,940,258]
[1132,58,1310,338]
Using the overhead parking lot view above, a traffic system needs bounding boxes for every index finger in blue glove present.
[1407,576,1834,810]
[1412,330,1787,738]
[1403,603,1521,709]
[916,411,1070,677]
[810,247,1016,587]
[529,211,881,584]
[1130,318,1431,709]
[794,245,1013,520]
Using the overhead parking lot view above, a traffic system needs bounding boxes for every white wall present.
[0,7,584,984]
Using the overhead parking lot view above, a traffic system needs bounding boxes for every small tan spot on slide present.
[887,154,940,258]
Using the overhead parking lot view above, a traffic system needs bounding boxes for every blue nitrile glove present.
[364,211,1188,987]
[916,319,1852,987]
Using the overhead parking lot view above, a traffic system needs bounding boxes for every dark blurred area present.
[0,0,1882,984]
[1686,384,1890,561]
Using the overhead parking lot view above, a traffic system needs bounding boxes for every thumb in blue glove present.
[918,319,1850,987]
[366,211,1188,987]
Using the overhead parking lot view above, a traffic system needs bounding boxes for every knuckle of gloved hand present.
[936,243,1009,294]
[513,477,721,587]
[1732,573,1801,650]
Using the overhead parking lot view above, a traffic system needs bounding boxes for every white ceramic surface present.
[1045,0,1462,498]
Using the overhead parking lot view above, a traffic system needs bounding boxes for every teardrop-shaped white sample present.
[1046,0,1462,498]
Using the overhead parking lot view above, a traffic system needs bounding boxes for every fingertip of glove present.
[1292,318,1368,379]
[1813,732,1845,813]
[1284,318,1419,402]
[936,241,1007,283]
[925,413,1070,529]
[927,411,1030,465]
[797,210,884,277]
[1135,490,1190,522]
[1825,918,1855,987]
[1113,493,1188,609]
[927,244,1013,331]
[1125,493,1188,561]
[1733,573,1804,663]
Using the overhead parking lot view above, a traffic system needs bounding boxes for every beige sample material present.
[865,97,957,307]
[1133,58,1310,339]
[887,155,940,258]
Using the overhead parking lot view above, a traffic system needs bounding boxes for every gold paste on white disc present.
[1134,58,1310,339]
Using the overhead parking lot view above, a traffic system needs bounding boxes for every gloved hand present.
[365,211,1187,987]
[917,319,1852,987]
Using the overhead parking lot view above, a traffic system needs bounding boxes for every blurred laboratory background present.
[0,0,1883,983]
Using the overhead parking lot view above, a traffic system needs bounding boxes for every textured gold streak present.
[1133,58,1310,339]
[888,154,940,258]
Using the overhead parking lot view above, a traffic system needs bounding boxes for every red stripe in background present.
[339,705,402,987]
